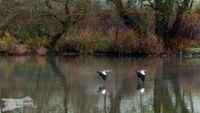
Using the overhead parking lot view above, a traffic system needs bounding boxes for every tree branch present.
[38,13,67,26]
[64,0,69,15]
[146,0,155,8]
[45,0,53,9]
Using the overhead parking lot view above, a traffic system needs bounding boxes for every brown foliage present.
[57,29,164,55]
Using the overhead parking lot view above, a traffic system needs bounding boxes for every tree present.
[109,0,194,40]
[0,0,88,48]
[108,0,148,37]
[36,0,86,48]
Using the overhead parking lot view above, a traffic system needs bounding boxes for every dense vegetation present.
[0,0,200,56]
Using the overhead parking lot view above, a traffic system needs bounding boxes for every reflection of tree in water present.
[50,57,102,113]
[109,58,150,113]
[154,59,193,113]
[0,57,199,113]
[49,58,68,113]
[109,79,126,113]
[0,57,66,113]
[105,58,162,113]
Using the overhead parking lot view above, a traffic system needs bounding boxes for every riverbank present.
[0,32,199,57]
[1,47,200,58]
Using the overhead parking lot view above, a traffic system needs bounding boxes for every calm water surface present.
[0,56,200,113]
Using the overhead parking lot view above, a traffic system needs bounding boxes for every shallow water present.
[0,56,200,113]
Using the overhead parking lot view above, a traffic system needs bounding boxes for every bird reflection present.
[1,96,36,112]
[96,85,109,113]
[97,85,107,95]
[136,82,145,93]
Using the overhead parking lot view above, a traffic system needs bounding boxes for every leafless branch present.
[146,0,155,8]
[64,0,69,15]
[37,13,67,26]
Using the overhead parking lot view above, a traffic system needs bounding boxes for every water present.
[0,56,200,113]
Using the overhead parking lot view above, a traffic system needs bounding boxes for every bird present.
[97,70,110,80]
[136,69,146,82]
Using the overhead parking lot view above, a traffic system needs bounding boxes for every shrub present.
[0,32,17,53]
[57,29,113,54]
[36,46,47,56]
[14,44,29,55]
[168,38,190,53]
[24,38,49,55]
[0,32,30,55]
[56,28,164,55]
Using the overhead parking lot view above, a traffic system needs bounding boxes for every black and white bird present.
[136,70,146,81]
[97,70,110,80]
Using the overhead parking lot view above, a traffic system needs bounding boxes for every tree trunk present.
[111,0,147,37]
[49,32,65,48]
[168,0,190,38]
[154,0,175,38]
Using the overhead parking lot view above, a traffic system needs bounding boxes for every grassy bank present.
[1,31,198,56]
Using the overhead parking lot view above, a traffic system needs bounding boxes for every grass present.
[189,48,200,54]
[56,29,164,55]
[1,31,199,56]
[0,32,48,55]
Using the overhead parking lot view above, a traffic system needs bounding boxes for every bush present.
[57,29,113,54]
[24,38,49,55]
[0,32,29,55]
[168,38,190,53]
[141,34,164,55]
[56,28,164,55]
[0,32,17,53]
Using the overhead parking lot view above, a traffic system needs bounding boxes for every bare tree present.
[109,0,194,41]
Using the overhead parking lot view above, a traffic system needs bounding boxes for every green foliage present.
[195,3,200,13]
[189,48,200,54]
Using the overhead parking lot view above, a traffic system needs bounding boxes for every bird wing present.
[102,71,107,75]
[140,70,145,75]
[103,70,111,75]
[137,70,145,75]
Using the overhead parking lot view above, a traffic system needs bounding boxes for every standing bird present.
[136,70,146,82]
[97,70,110,80]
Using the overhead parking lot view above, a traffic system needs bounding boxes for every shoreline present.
[0,50,199,58]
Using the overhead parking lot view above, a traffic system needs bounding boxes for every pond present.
[0,56,200,113]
